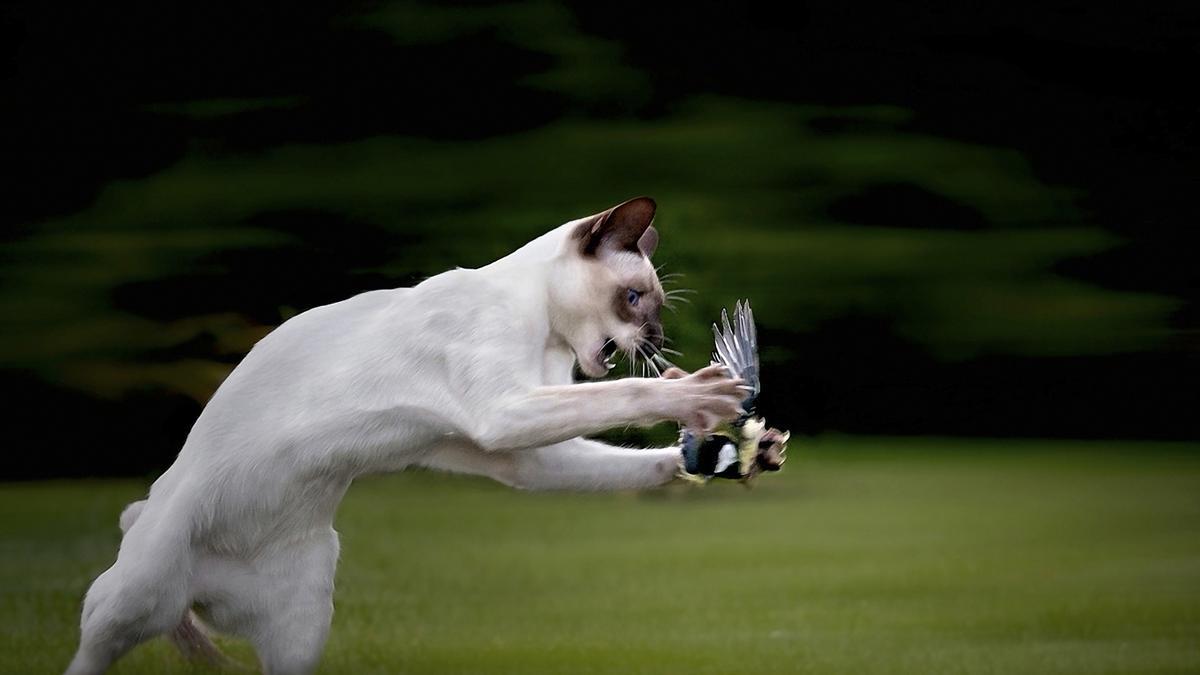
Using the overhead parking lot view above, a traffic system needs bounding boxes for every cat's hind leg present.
[237,529,339,675]
[66,527,193,675]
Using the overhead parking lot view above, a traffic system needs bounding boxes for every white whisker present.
[651,353,676,371]
[636,342,663,377]
[633,341,662,379]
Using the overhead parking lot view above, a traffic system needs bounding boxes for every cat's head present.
[549,197,666,378]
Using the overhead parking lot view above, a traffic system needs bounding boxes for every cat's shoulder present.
[412,267,514,307]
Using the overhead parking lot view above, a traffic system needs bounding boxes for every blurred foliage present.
[360,0,653,105]
[0,99,1175,400]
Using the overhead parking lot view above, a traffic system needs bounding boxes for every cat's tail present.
[118,500,238,669]
[116,499,147,534]
[167,611,234,666]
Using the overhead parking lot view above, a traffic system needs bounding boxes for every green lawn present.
[3,437,1198,674]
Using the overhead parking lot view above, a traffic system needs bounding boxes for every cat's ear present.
[575,196,658,258]
[637,225,658,258]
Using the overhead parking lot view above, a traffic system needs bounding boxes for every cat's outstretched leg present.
[421,437,680,491]
[468,364,744,452]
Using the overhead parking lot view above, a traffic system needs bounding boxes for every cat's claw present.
[664,365,746,432]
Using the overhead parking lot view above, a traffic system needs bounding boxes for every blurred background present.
[4,4,1200,674]
[2,2,1196,475]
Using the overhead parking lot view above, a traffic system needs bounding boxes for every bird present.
[678,300,788,483]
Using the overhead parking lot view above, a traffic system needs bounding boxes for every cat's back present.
[201,268,515,417]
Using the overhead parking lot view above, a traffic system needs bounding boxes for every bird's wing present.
[712,299,761,412]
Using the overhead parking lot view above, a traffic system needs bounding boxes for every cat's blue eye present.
[627,288,641,306]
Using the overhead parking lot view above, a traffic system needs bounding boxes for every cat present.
[65,197,747,675]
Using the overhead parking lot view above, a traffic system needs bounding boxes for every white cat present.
[65,197,746,675]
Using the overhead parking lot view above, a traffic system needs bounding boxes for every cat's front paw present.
[665,364,746,432]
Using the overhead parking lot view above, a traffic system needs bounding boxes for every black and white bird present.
[679,300,788,483]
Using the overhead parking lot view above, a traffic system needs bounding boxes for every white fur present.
[65,208,744,675]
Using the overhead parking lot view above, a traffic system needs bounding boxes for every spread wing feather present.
[712,300,761,412]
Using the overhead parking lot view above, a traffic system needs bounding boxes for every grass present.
[2,436,1198,674]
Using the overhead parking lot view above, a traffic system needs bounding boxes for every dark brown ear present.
[575,196,657,257]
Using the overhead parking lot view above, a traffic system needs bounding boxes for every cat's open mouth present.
[578,337,622,378]
[598,338,618,371]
